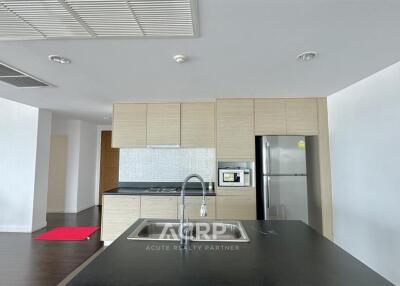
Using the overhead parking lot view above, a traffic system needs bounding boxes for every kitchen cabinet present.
[141,196,178,219]
[178,196,216,219]
[216,193,256,219]
[255,99,287,135]
[286,98,318,135]
[146,103,181,146]
[101,195,140,241]
[181,102,215,148]
[216,99,254,159]
[254,98,318,135]
[112,103,147,148]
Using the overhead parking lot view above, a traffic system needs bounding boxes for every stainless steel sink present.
[127,220,250,242]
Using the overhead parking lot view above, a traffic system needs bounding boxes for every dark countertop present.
[67,220,393,286]
[104,182,216,196]
[104,187,216,196]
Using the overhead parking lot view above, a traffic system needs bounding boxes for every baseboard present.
[32,221,47,232]
[47,204,96,214]
[47,209,68,213]
[0,222,46,233]
[76,203,96,213]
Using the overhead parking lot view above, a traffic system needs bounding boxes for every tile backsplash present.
[119,148,215,182]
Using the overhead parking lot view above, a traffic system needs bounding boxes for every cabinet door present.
[216,99,254,159]
[181,103,215,148]
[147,103,181,146]
[286,99,318,135]
[112,103,147,148]
[216,194,256,220]
[178,196,216,219]
[141,196,178,219]
[254,99,286,135]
[101,195,140,241]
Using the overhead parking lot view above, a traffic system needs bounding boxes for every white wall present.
[49,114,98,213]
[328,62,400,285]
[0,98,51,232]
[76,120,97,212]
[32,110,52,230]
[119,148,216,182]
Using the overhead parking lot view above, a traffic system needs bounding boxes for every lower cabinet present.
[140,196,178,219]
[101,195,140,242]
[178,196,216,219]
[101,194,254,242]
[216,194,256,220]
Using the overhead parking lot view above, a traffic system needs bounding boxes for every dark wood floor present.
[0,206,103,286]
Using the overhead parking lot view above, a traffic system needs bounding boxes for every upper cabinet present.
[112,98,319,149]
[216,99,254,159]
[255,99,286,135]
[181,103,215,148]
[254,98,318,135]
[286,99,318,135]
[146,103,181,146]
[112,103,147,148]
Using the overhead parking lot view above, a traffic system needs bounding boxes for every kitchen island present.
[68,220,393,286]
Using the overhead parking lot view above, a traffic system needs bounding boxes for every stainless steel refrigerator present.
[256,136,308,223]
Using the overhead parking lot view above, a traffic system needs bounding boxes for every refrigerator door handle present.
[267,176,271,209]
[263,176,271,220]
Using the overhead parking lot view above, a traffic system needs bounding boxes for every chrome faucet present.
[180,174,207,249]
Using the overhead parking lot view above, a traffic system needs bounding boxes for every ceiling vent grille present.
[0,0,197,40]
[0,62,50,87]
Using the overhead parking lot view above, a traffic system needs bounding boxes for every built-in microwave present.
[218,168,251,187]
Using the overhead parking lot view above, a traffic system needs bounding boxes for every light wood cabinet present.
[286,98,318,135]
[216,193,256,219]
[140,196,178,219]
[216,99,254,159]
[181,103,215,148]
[255,99,286,135]
[112,103,147,148]
[147,103,181,146]
[101,195,140,241]
[255,98,318,136]
[178,196,216,219]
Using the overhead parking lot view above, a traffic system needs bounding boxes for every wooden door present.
[99,131,119,205]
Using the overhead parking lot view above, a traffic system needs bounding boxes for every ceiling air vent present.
[0,62,50,88]
[0,0,198,40]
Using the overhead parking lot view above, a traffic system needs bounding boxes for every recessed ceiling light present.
[297,51,318,62]
[49,55,71,64]
[173,55,187,64]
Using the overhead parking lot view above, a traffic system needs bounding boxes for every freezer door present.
[267,175,308,224]
[264,136,307,175]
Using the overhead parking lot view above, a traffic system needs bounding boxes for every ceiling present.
[0,0,400,124]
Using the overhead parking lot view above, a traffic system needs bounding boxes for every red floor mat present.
[35,226,100,241]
